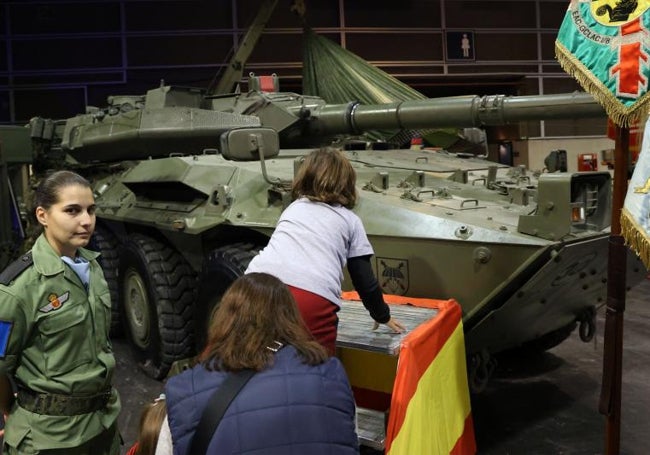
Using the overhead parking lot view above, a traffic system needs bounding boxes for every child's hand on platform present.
[373,317,406,333]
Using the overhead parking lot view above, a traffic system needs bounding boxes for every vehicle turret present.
[30,85,606,165]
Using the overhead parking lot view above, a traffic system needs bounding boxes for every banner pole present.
[599,124,629,455]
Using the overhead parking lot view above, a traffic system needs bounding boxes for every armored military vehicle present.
[15,83,644,388]
[0,126,33,272]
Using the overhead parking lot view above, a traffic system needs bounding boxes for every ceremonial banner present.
[621,116,650,269]
[558,5,650,447]
[555,0,650,127]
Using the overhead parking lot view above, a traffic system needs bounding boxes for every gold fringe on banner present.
[621,208,650,271]
[555,42,650,128]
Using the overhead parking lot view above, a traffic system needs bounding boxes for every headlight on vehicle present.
[571,203,586,224]
[570,173,611,232]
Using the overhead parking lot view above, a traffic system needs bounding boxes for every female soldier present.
[246,147,404,354]
[0,170,121,454]
[157,272,358,454]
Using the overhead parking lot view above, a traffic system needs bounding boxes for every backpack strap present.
[189,369,256,455]
[0,251,33,286]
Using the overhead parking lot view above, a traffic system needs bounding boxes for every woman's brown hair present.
[292,147,357,209]
[199,273,328,371]
[134,396,167,455]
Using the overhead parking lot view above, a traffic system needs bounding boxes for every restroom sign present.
[446,31,475,61]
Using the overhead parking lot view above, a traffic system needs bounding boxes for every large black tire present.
[90,225,122,337]
[194,243,260,350]
[119,234,197,380]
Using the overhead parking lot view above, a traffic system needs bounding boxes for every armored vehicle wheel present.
[194,242,261,350]
[89,225,122,337]
[119,234,197,380]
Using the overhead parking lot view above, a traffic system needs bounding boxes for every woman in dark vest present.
[157,272,359,454]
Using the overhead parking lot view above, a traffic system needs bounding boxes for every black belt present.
[16,387,112,416]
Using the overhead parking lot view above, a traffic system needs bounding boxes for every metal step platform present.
[337,298,440,449]
[337,299,439,354]
[356,407,387,450]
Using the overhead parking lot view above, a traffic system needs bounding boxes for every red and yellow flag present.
[342,292,476,454]
[383,296,475,455]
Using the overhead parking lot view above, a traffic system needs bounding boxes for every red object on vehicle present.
[259,75,278,93]
[410,136,423,150]
[578,153,598,171]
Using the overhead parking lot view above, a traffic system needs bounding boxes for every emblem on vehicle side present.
[377,258,409,295]
[39,292,70,313]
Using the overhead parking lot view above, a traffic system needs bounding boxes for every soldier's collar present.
[32,235,99,277]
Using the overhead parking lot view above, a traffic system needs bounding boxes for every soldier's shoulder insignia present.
[39,291,70,313]
[0,252,34,286]
[0,320,13,358]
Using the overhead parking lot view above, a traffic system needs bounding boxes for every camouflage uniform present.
[0,234,121,454]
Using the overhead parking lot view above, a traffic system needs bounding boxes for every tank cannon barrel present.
[34,88,606,164]
[306,92,605,135]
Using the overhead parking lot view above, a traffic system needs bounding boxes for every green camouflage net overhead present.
[302,28,425,104]
[302,27,457,147]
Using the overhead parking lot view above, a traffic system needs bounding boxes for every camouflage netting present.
[302,27,425,105]
[302,27,460,148]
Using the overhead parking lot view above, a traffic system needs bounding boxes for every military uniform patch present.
[0,320,13,358]
[377,257,409,295]
[0,251,33,286]
[39,292,70,313]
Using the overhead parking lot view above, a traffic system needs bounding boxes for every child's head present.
[135,394,167,455]
[292,147,357,209]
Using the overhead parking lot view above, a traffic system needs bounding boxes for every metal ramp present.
[356,407,387,450]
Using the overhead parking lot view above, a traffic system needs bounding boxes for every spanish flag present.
[384,296,475,455]
[341,293,476,454]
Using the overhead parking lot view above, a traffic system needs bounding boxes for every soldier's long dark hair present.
[29,170,92,231]
[292,147,357,209]
[199,273,328,372]
[33,170,91,211]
